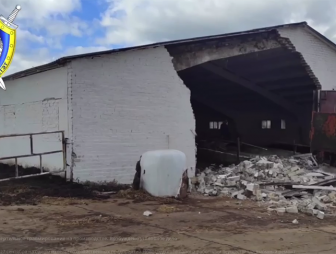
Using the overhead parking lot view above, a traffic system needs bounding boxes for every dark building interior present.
[173,46,320,165]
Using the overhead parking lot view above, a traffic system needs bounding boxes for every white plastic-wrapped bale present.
[140,149,187,197]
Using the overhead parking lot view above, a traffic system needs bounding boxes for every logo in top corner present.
[0,5,21,90]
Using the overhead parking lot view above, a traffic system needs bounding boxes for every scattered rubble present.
[192,154,336,219]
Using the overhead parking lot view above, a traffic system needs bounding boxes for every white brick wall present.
[70,47,196,183]
[278,26,336,90]
[0,67,68,170]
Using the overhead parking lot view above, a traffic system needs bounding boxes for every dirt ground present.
[1,188,336,254]
[0,174,335,254]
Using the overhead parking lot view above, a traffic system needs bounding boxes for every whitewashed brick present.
[70,47,196,183]
[278,26,336,90]
[0,67,68,170]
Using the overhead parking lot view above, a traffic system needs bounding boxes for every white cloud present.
[0,0,88,75]
[17,30,45,44]
[0,0,81,27]
[98,0,336,46]
[42,16,88,37]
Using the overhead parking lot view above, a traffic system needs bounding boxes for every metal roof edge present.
[276,30,321,90]
[3,21,308,81]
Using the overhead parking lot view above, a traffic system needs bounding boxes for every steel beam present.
[200,62,296,114]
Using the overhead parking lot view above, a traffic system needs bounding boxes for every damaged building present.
[0,22,335,183]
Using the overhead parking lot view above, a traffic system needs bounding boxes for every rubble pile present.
[192,155,336,219]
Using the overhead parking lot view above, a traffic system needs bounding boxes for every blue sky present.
[1,0,336,75]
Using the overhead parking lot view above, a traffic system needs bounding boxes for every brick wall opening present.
[172,50,316,166]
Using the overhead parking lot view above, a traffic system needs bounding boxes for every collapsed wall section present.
[70,47,196,183]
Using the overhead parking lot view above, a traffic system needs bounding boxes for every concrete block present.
[286,206,299,214]
[143,211,152,217]
[237,194,247,200]
[204,168,212,174]
[220,188,230,195]
[312,197,327,210]
[241,180,248,186]
[216,177,224,183]
[231,190,244,198]
[255,190,263,200]
[246,183,260,195]
[328,191,336,202]
[256,160,274,169]
[226,180,238,186]
[292,219,299,224]
[276,207,286,215]
[307,202,316,210]
[242,160,253,169]
[317,211,325,220]
[246,183,256,192]
[290,165,300,171]
[265,185,275,191]
[268,192,280,201]
[227,176,240,182]
[210,189,218,196]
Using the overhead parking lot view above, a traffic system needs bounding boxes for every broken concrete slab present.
[237,194,247,200]
[286,206,299,214]
[292,219,299,224]
[312,197,327,211]
[276,207,286,215]
[231,189,244,198]
[317,211,325,220]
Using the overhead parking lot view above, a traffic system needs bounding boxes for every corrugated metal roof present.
[4,21,332,81]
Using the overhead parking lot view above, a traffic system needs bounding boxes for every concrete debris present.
[143,211,152,217]
[237,193,247,200]
[317,211,325,220]
[286,206,299,214]
[192,155,336,217]
[276,207,286,215]
[292,219,299,224]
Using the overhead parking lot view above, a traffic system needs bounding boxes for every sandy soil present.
[1,192,336,254]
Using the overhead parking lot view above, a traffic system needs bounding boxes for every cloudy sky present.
[0,0,335,75]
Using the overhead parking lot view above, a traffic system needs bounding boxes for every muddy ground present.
[0,164,129,206]
[1,177,336,253]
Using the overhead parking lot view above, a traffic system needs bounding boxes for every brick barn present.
[0,22,335,183]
